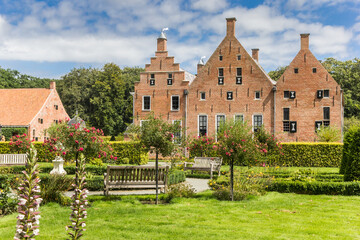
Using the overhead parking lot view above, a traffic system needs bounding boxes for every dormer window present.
[167,73,173,85]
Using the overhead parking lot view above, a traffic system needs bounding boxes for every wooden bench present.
[184,157,222,178]
[104,165,169,196]
[0,154,27,165]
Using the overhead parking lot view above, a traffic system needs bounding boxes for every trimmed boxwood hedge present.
[268,180,360,195]
[0,141,148,165]
[268,142,343,167]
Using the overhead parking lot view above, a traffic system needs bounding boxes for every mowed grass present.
[1,192,360,240]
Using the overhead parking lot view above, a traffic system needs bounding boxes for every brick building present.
[133,18,343,142]
[0,81,69,141]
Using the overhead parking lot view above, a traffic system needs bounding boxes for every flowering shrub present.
[66,154,88,239]
[9,134,33,154]
[14,144,43,240]
[186,135,219,158]
[166,182,195,201]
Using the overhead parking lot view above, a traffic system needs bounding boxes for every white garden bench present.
[0,154,27,165]
[104,165,169,195]
[184,157,222,178]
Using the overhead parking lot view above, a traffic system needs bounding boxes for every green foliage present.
[168,170,186,185]
[0,67,53,89]
[344,116,360,133]
[268,66,287,81]
[0,127,27,141]
[110,141,148,165]
[0,175,17,215]
[316,125,341,142]
[269,142,343,167]
[322,57,360,118]
[9,133,32,153]
[269,180,360,195]
[187,135,218,158]
[341,125,360,180]
[254,126,282,155]
[40,174,73,205]
[166,183,195,201]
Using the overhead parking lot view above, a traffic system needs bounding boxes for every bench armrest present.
[184,162,194,168]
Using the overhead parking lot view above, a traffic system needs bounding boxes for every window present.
[317,90,323,98]
[236,68,242,84]
[219,55,223,61]
[294,68,299,74]
[323,107,330,120]
[283,108,290,132]
[167,73,173,85]
[33,129,36,141]
[54,105,58,110]
[150,74,155,86]
[255,91,260,100]
[142,96,151,111]
[289,91,296,99]
[173,120,182,144]
[216,115,226,133]
[324,90,330,98]
[323,121,330,127]
[218,68,224,85]
[38,118,43,124]
[54,120,58,124]
[140,120,149,127]
[253,115,262,132]
[234,114,244,123]
[171,96,180,111]
[237,55,241,61]
[200,92,206,100]
[284,91,290,98]
[226,91,233,100]
[315,121,323,132]
[313,68,317,73]
[199,115,207,136]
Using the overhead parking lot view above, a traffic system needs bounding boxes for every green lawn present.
[1,192,360,239]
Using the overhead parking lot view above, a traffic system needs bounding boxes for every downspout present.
[184,89,189,157]
[272,85,277,136]
[130,92,135,124]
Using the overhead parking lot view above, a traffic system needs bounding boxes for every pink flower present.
[62,152,66,155]
[75,140,79,144]
[262,149,268,153]
[78,147,84,151]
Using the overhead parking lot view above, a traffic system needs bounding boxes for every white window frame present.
[171,95,180,111]
[215,114,226,133]
[234,114,244,123]
[255,91,261,100]
[252,114,263,132]
[142,96,151,111]
[226,91,233,100]
[323,89,330,98]
[198,114,208,137]
[140,120,149,127]
[172,120,182,144]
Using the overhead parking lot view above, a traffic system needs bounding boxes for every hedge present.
[341,125,360,180]
[0,141,148,165]
[268,180,360,195]
[268,142,343,167]
[0,127,27,141]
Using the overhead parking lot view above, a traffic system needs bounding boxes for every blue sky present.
[0,0,359,79]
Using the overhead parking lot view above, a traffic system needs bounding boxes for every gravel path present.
[64,177,210,197]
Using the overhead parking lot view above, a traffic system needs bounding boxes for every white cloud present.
[190,0,229,13]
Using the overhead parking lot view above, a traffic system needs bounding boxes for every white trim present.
[140,120,149,127]
[252,114,263,132]
[142,95,151,111]
[215,114,226,133]
[254,91,261,100]
[171,95,180,111]
[172,120,182,144]
[197,114,208,137]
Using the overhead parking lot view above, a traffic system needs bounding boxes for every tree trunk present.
[155,152,159,205]
[230,158,234,201]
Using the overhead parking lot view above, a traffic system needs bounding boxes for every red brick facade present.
[133,18,343,142]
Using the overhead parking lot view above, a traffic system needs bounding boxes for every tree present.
[131,113,178,204]
[268,66,287,81]
[0,67,53,89]
[89,63,126,137]
[216,120,264,201]
[316,126,341,142]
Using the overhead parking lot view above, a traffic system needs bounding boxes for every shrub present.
[1,127,27,141]
[40,174,73,205]
[168,170,186,185]
[0,175,17,215]
[269,142,343,167]
[187,135,219,158]
[341,125,360,180]
[166,183,195,201]
[316,126,341,142]
[110,141,148,165]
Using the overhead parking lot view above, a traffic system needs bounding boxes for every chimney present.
[157,30,167,52]
[300,33,310,50]
[252,49,259,62]
[197,56,206,73]
[50,81,56,89]
[226,17,236,36]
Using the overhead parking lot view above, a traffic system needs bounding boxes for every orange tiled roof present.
[0,88,52,126]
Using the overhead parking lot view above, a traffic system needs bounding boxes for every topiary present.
[341,125,360,180]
